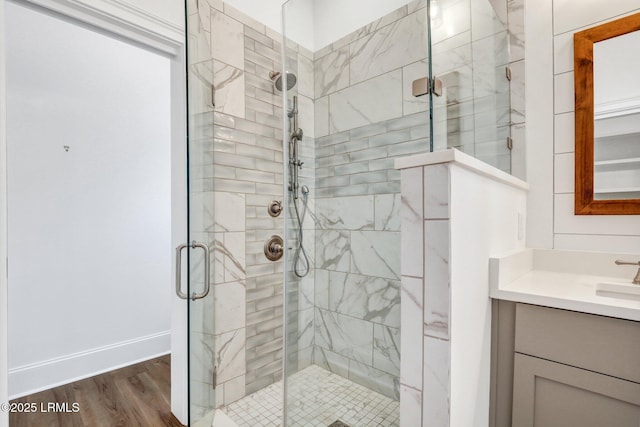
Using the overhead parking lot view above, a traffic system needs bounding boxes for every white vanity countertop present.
[490,249,640,322]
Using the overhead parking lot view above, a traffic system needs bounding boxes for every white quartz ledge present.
[490,249,640,322]
[394,148,529,191]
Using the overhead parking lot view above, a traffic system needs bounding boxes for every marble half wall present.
[397,149,527,427]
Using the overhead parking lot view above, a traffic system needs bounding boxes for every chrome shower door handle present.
[191,242,211,300]
[175,243,188,299]
[175,241,211,300]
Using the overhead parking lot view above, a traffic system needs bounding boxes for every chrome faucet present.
[615,260,640,285]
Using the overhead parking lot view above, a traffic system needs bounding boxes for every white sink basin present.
[596,282,640,301]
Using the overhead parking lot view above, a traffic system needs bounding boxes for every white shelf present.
[595,157,640,167]
[594,186,640,194]
[594,97,640,120]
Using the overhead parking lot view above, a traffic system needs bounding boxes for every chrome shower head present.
[269,71,297,91]
[301,185,309,195]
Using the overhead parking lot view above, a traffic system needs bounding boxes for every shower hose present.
[292,189,310,278]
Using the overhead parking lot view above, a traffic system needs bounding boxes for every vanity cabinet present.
[490,301,640,427]
[513,353,640,426]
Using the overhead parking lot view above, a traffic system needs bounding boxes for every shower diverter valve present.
[267,200,283,217]
[264,235,284,261]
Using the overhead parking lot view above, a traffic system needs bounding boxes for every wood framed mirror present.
[574,12,640,215]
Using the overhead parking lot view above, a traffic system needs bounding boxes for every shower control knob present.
[267,200,283,217]
[264,235,284,261]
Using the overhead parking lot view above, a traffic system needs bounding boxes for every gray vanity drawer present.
[514,303,640,383]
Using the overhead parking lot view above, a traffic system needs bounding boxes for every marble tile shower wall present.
[284,39,317,378]
[399,163,452,426]
[184,0,523,415]
[311,1,431,400]
[186,0,314,413]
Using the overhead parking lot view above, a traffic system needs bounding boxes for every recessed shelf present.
[594,186,640,194]
[595,157,640,166]
[594,157,640,172]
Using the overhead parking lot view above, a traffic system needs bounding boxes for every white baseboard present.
[8,330,170,399]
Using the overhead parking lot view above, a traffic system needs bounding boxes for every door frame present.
[0,0,187,424]
[1,1,8,425]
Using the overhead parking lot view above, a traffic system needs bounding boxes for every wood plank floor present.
[9,355,185,427]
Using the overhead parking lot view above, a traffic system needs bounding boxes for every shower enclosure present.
[182,0,520,425]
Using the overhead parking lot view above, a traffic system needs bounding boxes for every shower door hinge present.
[412,76,443,97]
[431,76,443,97]
[412,77,430,97]
[505,66,512,81]
[212,365,217,389]
[507,137,513,151]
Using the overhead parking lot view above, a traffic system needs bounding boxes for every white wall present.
[398,151,528,427]
[221,0,418,51]
[6,2,172,397]
[526,0,640,253]
[122,0,183,27]
[224,0,283,33]
[282,0,314,52]
[449,164,527,427]
[0,0,8,423]
[312,0,416,50]
[524,0,553,249]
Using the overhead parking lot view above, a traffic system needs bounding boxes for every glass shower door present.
[184,0,218,424]
[184,0,292,421]
[184,120,217,425]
